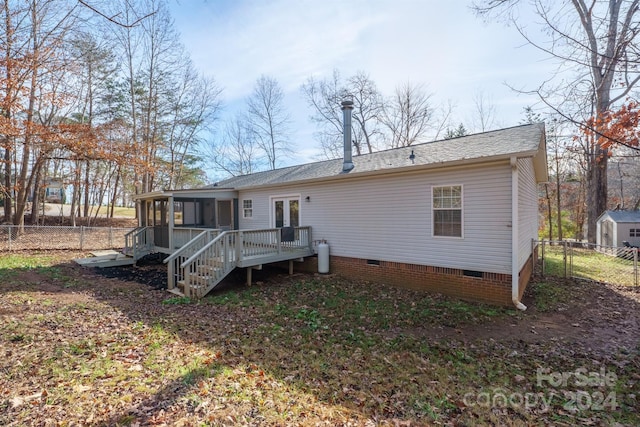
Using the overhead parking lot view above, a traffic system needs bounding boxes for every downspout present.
[511,157,527,310]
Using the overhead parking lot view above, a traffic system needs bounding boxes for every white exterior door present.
[272,196,299,228]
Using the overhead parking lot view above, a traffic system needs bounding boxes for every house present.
[130,103,547,309]
[596,210,640,248]
[44,180,66,203]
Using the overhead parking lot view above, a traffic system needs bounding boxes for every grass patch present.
[530,280,572,312]
[162,296,192,305]
[0,253,57,281]
[543,245,637,286]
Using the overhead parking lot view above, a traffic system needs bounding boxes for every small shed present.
[596,210,640,248]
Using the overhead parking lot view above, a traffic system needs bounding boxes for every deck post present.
[289,259,294,275]
[247,267,252,286]
[277,229,282,254]
[167,259,175,290]
[237,231,244,264]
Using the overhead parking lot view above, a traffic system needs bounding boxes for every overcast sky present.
[168,0,553,170]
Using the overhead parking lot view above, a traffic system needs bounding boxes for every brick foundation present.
[292,249,538,308]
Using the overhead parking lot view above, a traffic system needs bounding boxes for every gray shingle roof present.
[211,123,546,190]
[601,210,640,223]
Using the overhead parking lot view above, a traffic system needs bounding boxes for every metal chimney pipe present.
[341,100,354,172]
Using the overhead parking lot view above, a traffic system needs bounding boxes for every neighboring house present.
[596,210,640,248]
[131,105,547,309]
[44,180,66,204]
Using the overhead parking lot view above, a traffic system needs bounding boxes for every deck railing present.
[123,227,153,260]
[164,229,221,290]
[175,226,313,298]
[238,227,312,261]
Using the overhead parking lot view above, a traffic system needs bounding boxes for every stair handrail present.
[124,226,151,260]
[180,230,230,269]
[164,229,214,264]
[124,226,145,247]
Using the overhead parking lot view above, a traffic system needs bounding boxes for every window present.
[631,229,640,237]
[433,185,463,237]
[173,200,201,226]
[173,201,183,225]
[243,199,253,218]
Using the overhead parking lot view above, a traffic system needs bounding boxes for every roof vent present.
[409,150,415,163]
[341,100,354,172]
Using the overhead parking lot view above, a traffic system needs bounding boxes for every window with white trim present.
[432,185,463,237]
[243,199,253,219]
[631,229,640,237]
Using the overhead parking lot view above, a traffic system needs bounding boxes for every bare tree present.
[78,0,154,27]
[161,57,222,189]
[205,114,261,177]
[474,0,640,242]
[301,69,383,159]
[347,71,384,154]
[301,71,345,159]
[246,75,291,170]
[471,89,496,132]
[380,81,434,148]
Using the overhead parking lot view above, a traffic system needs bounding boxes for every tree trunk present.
[83,160,90,217]
[30,163,44,225]
[587,147,609,243]
[110,165,121,218]
[545,183,553,241]
[2,0,13,223]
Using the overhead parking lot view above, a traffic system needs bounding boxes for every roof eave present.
[233,152,540,191]
[133,187,239,201]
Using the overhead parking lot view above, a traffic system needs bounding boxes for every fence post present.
[634,248,638,290]
[109,227,113,248]
[569,243,573,278]
[541,239,546,276]
[563,240,568,278]
[80,226,84,250]
[8,225,12,251]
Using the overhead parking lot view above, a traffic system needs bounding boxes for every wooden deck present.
[163,227,314,298]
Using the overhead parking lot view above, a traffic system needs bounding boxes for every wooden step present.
[176,280,205,296]
[167,288,186,297]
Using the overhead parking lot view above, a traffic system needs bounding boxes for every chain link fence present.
[0,225,134,251]
[536,240,638,288]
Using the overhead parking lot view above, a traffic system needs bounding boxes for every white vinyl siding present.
[237,162,513,274]
[517,158,538,269]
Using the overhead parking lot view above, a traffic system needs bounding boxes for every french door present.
[272,196,299,228]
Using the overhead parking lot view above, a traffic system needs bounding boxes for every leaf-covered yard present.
[0,252,638,426]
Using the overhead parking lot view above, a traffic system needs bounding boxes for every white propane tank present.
[317,240,330,274]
